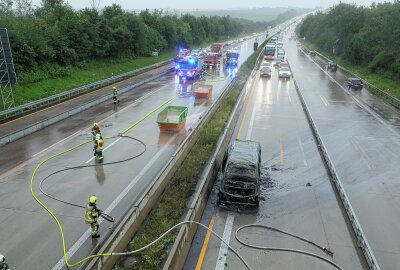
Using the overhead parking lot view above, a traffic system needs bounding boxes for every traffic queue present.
[173,42,240,82]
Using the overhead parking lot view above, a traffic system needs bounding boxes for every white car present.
[278,67,291,78]
[260,61,273,69]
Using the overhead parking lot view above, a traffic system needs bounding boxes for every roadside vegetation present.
[298,2,400,99]
[0,0,275,108]
[114,42,263,270]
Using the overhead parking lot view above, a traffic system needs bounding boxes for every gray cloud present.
[32,0,394,10]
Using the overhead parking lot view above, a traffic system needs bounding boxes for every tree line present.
[299,1,400,78]
[0,0,304,78]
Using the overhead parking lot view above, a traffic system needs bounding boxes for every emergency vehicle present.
[176,57,204,80]
[223,50,239,68]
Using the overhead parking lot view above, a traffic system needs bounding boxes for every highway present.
[0,35,266,269]
[186,30,400,270]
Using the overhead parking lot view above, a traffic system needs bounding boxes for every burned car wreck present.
[218,140,261,208]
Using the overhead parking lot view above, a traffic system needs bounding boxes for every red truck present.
[210,43,223,56]
[203,52,220,67]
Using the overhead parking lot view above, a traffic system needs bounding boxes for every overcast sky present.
[32,0,394,10]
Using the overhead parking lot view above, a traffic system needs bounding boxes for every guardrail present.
[300,44,400,110]
[162,37,272,270]
[0,59,173,120]
[0,68,173,146]
[290,64,381,270]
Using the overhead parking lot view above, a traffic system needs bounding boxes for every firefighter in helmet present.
[0,254,10,270]
[112,87,120,105]
[85,195,100,238]
[93,133,104,162]
[91,123,101,140]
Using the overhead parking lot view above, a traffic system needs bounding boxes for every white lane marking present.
[215,213,235,270]
[85,137,122,164]
[52,136,176,270]
[287,85,292,104]
[298,137,308,166]
[32,130,82,157]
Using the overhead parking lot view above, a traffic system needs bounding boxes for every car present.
[260,66,272,77]
[345,77,363,90]
[260,61,273,69]
[191,49,205,58]
[278,67,291,78]
[309,51,317,56]
[218,140,261,208]
[326,61,337,72]
[279,62,289,70]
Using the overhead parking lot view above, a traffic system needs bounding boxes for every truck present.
[174,48,190,63]
[203,52,220,68]
[157,106,188,132]
[176,57,204,80]
[218,140,261,208]
[210,43,223,56]
[264,44,276,60]
[277,48,286,62]
[223,50,239,68]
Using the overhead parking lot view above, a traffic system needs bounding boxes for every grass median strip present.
[114,50,260,270]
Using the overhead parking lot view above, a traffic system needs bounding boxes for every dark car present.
[309,51,317,56]
[345,77,364,90]
[260,66,272,78]
[326,61,337,72]
[218,140,261,208]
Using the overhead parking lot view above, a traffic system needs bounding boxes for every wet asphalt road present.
[0,34,267,270]
[185,30,400,269]
[289,43,400,268]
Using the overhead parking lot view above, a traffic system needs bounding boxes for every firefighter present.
[85,196,100,238]
[91,123,101,140]
[0,255,10,270]
[112,87,120,105]
[94,133,104,162]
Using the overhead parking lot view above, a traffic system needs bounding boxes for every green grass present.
[114,42,261,270]
[11,51,176,107]
[301,40,400,100]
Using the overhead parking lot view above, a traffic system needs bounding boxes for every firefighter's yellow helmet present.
[89,195,97,204]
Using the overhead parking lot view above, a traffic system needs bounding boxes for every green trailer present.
[157,105,188,132]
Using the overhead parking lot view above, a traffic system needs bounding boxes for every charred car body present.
[218,140,261,208]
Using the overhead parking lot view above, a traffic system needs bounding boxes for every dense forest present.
[299,2,400,78]
[0,0,304,79]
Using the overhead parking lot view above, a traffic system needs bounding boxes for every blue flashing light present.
[176,64,180,69]
[188,58,195,64]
